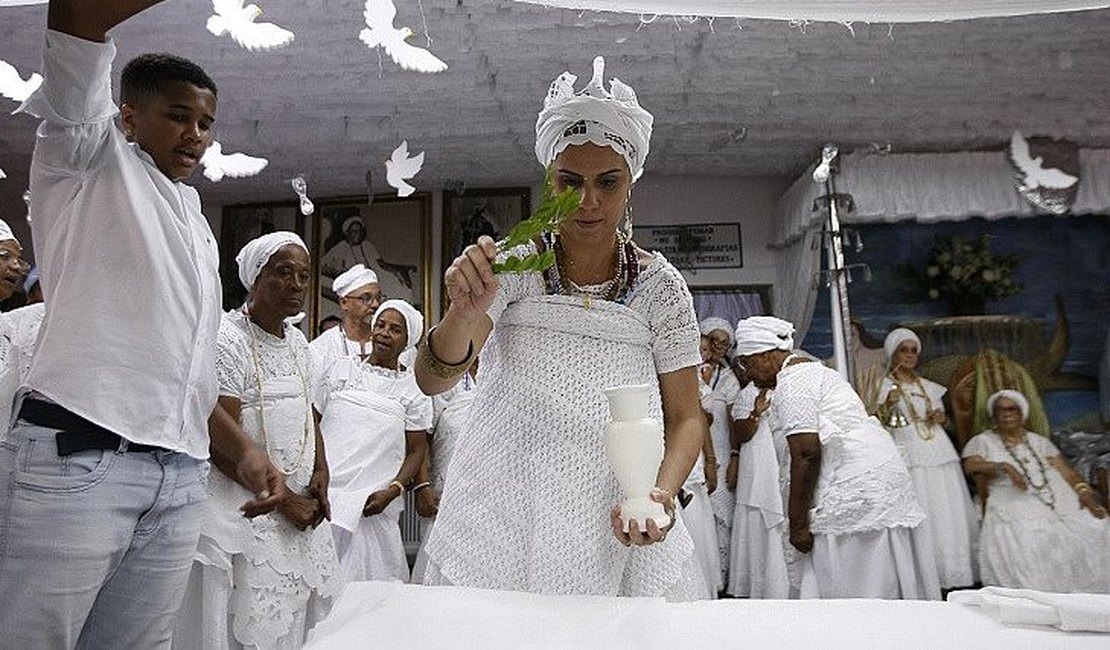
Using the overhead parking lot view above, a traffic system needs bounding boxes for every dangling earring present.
[619,192,634,243]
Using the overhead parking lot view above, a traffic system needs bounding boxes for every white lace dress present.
[317,357,432,584]
[878,375,979,588]
[962,430,1110,592]
[728,384,789,599]
[771,361,939,599]
[701,364,740,589]
[411,374,478,584]
[423,248,707,600]
[176,312,340,650]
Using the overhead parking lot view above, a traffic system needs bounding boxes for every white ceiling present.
[1,1,1109,207]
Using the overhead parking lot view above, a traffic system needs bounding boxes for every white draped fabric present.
[770,226,822,352]
[512,1,1110,22]
[773,149,1110,247]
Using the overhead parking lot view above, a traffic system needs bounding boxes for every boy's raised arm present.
[48,0,165,42]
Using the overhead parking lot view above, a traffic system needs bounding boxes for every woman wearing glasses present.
[962,390,1109,591]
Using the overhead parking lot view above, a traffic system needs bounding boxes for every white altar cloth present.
[305,581,1106,649]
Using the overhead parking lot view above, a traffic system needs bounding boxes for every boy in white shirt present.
[0,2,284,647]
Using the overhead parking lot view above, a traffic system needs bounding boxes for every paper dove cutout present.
[1009,131,1078,190]
[385,141,424,197]
[199,141,268,182]
[207,0,294,52]
[0,59,42,103]
[360,0,447,73]
[0,168,6,180]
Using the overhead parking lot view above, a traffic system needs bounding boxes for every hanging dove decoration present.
[1008,131,1080,215]
[291,175,314,216]
[0,59,42,103]
[1009,131,1078,190]
[207,0,294,51]
[360,0,447,73]
[0,168,6,180]
[385,141,424,197]
[199,141,268,182]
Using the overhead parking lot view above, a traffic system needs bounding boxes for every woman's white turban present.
[987,389,1030,424]
[0,219,18,245]
[734,316,796,356]
[333,264,379,298]
[236,231,307,290]
[884,328,921,364]
[699,317,735,344]
[372,299,424,351]
[535,56,654,181]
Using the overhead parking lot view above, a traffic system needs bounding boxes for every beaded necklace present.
[887,373,936,441]
[997,430,1056,511]
[243,307,314,477]
[542,232,638,308]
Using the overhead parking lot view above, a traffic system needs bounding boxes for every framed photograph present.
[219,202,305,311]
[442,187,531,268]
[312,193,432,338]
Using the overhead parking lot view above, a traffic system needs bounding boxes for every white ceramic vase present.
[602,383,671,533]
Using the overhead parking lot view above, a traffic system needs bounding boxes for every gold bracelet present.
[389,479,406,495]
[418,325,475,379]
[1075,482,1093,494]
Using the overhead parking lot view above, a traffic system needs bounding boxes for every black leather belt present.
[18,398,165,456]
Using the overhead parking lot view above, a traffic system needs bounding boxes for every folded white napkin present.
[948,587,1110,633]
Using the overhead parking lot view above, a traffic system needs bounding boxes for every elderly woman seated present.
[961,390,1110,592]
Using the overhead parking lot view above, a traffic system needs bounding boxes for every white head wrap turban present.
[884,328,921,364]
[535,56,654,181]
[987,389,1030,424]
[734,316,796,356]
[699,317,735,344]
[0,219,18,245]
[333,263,379,298]
[342,216,363,234]
[235,231,307,290]
[372,299,424,352]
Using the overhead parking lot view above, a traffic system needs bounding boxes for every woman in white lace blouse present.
[962,390,1109,592]
[415,56,707,599]
[734,316,940,600]
[175,232,339,649]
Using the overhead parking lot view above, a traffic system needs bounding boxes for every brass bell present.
[885,403,910,428]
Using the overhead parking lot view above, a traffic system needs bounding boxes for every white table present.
[305,582,1106,649]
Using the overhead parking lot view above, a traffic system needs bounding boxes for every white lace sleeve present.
[407,389,433,431]
[771,364,823,436]
[961,431,992,460]
[486,242,545,325]
[638,258,701,375]
[215,318,248,399]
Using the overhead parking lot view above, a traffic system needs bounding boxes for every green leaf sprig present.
[491,167,581,274]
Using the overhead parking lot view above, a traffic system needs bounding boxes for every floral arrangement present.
[920,234,1022,312]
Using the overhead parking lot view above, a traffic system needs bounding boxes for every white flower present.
[982,270,996,282]
[928,288,940,299]
[926,265,940,277]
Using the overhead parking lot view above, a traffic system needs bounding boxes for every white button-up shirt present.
[19,30,221,458]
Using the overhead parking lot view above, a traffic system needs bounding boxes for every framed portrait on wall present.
[312,193,432,337]
[442,187,531,267]
[219,202,305,311]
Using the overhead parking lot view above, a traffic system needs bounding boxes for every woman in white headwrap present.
[0,219,36,428]
[176,232,340,649]
[962,390,1109,592]
[874,328,978,590]
[317,299,430,583]
[735,316,940,600]
[697,316,739,591]
[416,57,708,600]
